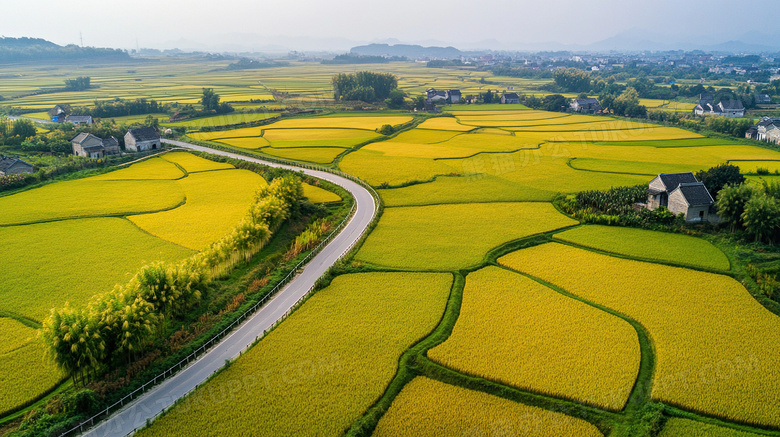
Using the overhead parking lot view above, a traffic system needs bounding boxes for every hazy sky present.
[0,0,776,51]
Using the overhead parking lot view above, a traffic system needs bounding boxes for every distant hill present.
[350,43,462,59]
[0,37,130,64]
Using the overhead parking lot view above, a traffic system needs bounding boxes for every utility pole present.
[79,31,83,47]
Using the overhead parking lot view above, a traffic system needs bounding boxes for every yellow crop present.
[372,377,603,437]
[429,266,639,410]
[0,318,36,355]
[303,183,341,203]
[499,243,780,427]
[88,157,184,180]
[356,202,577,270]
[262,128,379,148]
[160,151,235,173]
[0,218,193,321]
[0,342,65,415]
[415,117,474,131]
[0,179,185,226]
[262,146,347,164]
[262,115,411,130]
[129,170,267,250]
[214,136,270,149]
[137,272,452,437]
[658,418,765,437]
[554,225,730,271]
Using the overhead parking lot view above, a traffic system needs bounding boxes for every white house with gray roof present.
[124,127,161,152]
[72,133,120,158]
[647,172,717,223]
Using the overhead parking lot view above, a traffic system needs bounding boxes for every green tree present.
[742,192,780,243]
[552,68,592,92]
[695,164,744,199]
[377,124,394,135]
[64,76,91,91]
[385,89,406,109]
[716,183,753,232]
[201,88,220,111]
[541,94,568,112]
[144,114,159,128]
[41,305,105,386]
[11,118,36,139]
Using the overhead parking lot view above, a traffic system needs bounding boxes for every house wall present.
[72,137,103,157]
[685,205,710,222]
[667,190,689,215]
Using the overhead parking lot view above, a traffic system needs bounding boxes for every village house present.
[746,117,780,145]
[71,133,121,158]
[0,156,33,176]
[692,93,745,118]
[65,115,93,126]
[49,105,68,122]
[447,89,461,104]
[647,172,717,223]
[755,94,772,104]
[124,127,161,152]
[570,98,603,114]
[426,88,448,102]
[501,92,520,104]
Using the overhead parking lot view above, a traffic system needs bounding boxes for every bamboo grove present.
[39,175,303,385]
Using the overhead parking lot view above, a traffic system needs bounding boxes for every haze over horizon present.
[1,0,778,53]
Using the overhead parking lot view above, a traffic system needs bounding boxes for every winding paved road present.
[81,139,376,436]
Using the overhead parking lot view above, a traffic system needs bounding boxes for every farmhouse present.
[426,88,447,102]
[501,93,520,104]
[693,93,745,118]
[570,98,603,114]
[125,127,161,152]
[447,89,461,103]
[647,172,716,223]
[71,133,120,158]
[755,94,772,104]
[65,115,93,126]
[746,117,780,145]
[49,105,68,122]
[0,156,33,176]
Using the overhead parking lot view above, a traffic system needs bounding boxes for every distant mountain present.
[350,43,463,59]
[0,37,131,64]
[0,37,59,49]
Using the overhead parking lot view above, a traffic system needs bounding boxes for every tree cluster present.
[64,77,92,91]
[71,98,166,119]
[331,71,398,102]
[717,180,780,244]
[647,110,755,137]
[41,176,303,384]
[201,88,233,114]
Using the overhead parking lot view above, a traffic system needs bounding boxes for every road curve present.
[82,139,376,437]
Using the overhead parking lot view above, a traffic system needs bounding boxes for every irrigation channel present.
[75,139,378,436]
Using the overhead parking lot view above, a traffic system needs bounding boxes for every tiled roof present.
[127,127,160,142]
[658,172,697,191]
[674,182,714,206]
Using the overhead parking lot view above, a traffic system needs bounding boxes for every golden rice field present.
[428,267,640,410]
[372,377,603,437]
[136,272,452,437]
[215,137,271,149]
[0,179,185,226]
[261,146,348,164]
[88,157,185,180]
[0,218,193,321]
[160,151,235,173]
[553,225,730,271]
[658,418,766,437]
[0,318,36,355]
[356,202,578,270]
[0,339,64,415]
[415,117,475,131]
[129,169,267,250]
[499,243,780,427]
[302,183,342,203]
[261,128,380,147]
[162,112,278,129]
[261,115,412,130]
[728,160,780,174]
